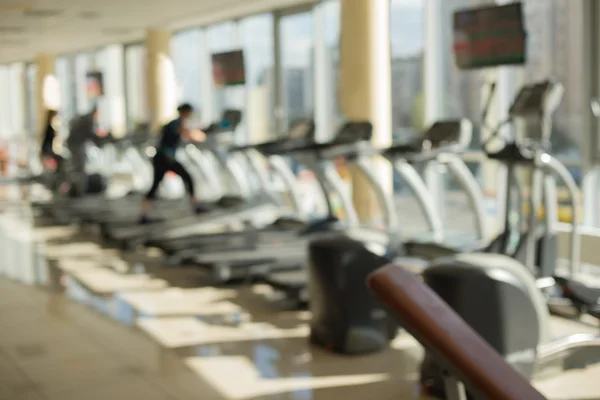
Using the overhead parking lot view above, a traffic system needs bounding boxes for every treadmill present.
[65,132,193,227]
[176,121,393,283]
[104,110,284,248]
[263,119,481,302]
[145,120,315,256]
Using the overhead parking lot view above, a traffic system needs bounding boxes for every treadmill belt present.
[264,269,307,290]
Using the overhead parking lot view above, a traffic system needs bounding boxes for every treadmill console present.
[509,80,563,143]
[222,109,243,129]
[205,109,243,134]
[509,81,564,118]
[423,119,472,151]
[334,122,373,144]
[288,119,316,140]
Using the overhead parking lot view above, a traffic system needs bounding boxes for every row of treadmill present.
[34,80,600,399]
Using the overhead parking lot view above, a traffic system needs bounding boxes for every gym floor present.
[1,192,599,399]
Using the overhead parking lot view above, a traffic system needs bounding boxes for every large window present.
[278,11,314,132]
[0,66,10,139]
[94,45,126,136]
[240,13,275,141]
[55,56,77,132]
[207,22,242,124]
[171,29,204,124]
[318,0,342,139]
[124,44,148,130]
[520,0,583,180]
[390,0,425,142]
[25,63,38,134]
[74,52,96,114]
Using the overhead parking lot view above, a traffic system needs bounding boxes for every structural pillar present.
[146,29,177,131]
[35,54,56,138]
[339,0,392,224]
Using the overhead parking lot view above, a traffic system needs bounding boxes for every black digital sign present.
[212,50,246,87]
[453,2,526,70]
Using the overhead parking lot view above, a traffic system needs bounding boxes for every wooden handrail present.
[368,264,547,400]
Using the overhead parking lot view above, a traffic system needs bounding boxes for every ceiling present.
[0,0,312,63]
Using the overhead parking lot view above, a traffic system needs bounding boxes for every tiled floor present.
[0,197,599,399]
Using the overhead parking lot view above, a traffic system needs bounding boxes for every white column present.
[146,29,177,131]
[35,54,56,138]
[423,0,444,124]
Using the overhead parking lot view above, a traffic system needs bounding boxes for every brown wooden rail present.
[368,264,547,400]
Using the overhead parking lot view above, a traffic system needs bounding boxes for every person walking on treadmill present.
[139,103,207,224]
[66,106,108,196]
[40,109,62,168]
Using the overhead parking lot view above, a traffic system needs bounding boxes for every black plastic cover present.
[308,236,396,355]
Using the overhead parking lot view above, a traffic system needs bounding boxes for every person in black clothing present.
[66,106,108,196]
[40,109,62,169]
[139,103,207,224]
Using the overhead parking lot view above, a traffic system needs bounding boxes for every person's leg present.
[170,161,207,213]
[70,148,87,197]
[141,155,167,222]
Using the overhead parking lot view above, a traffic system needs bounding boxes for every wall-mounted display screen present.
[453,2,526,70]
[211,50,245,87]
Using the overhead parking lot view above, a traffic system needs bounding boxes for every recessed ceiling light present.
[0,26,25,34]
[0,39,27,46]
[103,27,131,35]
[80,11,100,20]
[0,3,33,12]
[23,9,62,18]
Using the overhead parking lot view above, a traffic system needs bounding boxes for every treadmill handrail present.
[368,264,548,400]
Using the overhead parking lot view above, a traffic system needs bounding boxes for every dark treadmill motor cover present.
[384,119,471,162]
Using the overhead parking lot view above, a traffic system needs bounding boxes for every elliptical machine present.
[419,80,600,399]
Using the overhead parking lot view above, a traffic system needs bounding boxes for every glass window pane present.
[94,48,111,130]
[171,29,204,123]
[55,56,77,133]
[207,22,241,122]
[390,0,425,142]
[279,11,315,130]
[0,66,10,138]
[7,63,25,136]
[125,44,148,130]
[521,0,582,182]
[75,52,95,114]
[240,13,275,141]
[322,0,342,133]
[25,63,38,134]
